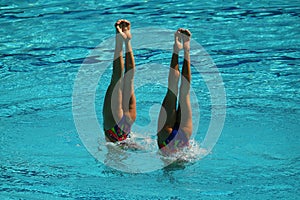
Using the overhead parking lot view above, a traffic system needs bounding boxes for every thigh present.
[157,90,177,144]
[103,83,123,130]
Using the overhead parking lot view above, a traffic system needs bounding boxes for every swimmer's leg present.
[103,20,126,131]
[122,21,136,124]
[178,29,192,138]
[157,29,182,145]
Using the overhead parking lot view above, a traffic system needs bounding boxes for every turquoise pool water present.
[1,0,299,199]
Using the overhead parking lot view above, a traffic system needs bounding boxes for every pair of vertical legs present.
[157,29,192,149]
[103,20,136,142]
[103,20,192,148]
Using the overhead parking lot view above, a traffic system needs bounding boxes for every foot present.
[115,19,132,41]
[179,29,191,52]
[173,29,183,54]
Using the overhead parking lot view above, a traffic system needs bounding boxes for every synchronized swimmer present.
[103,19,192,155]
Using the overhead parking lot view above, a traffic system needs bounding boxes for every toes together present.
[115,19,131,30]
[174,28,191,52]
[178,28,191,41]
[177,28,191,37]
[115,19,131,40]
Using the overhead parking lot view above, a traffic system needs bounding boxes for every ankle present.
[183,46,190,52]
[184,51,190,60]
[173,44,180,55]
[125,41,133,53]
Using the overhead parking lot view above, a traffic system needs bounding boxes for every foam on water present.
[96,131,206,171]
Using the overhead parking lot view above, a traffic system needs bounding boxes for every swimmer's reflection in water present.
[102,19,192,156]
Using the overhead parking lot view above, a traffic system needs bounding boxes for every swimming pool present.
[1,0,299,199]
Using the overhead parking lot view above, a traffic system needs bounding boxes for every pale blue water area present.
[1,0,299,199]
